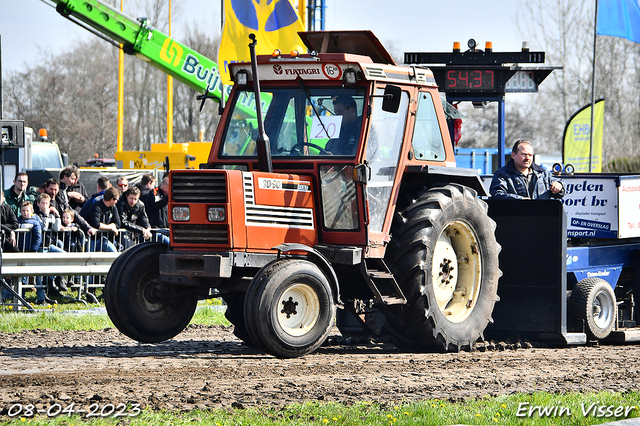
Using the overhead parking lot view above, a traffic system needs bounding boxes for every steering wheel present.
[290,142,330,156]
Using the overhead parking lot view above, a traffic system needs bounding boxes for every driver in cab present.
[325,95,360,156]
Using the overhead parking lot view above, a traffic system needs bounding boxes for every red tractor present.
[105,31,500,358]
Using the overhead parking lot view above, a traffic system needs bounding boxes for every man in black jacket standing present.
[1,192,19,302]
[87,187,121,252]
[1,192,19,252]
[117,186,152,245]
[59,166,88,212]
[146,176,169,229]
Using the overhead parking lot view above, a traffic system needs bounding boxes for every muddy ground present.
[1,325,639,416]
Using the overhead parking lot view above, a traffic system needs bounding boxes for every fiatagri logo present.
[282,67,320,76]
[271,63,343,79]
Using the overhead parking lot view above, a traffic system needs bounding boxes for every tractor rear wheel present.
[383,184,500,351]
[244,259,335,358]
[105,242,198,343]
[569,277,616,340]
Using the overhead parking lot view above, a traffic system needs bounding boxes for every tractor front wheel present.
[244,259,335,358]
[222,291,256,347]
[105,242,198,343]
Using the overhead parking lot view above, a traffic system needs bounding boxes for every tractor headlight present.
[235,69,248,85]
[208,206,226,222]
[172,206,190,221]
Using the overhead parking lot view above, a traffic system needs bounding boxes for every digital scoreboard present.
[404,43,558,96]
[445,69,495,91]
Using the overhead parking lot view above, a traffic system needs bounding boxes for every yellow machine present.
[114,141,211,170]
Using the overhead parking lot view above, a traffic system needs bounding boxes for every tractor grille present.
[172,172,227,203]
[243,173,314,229]
[172,224,229,245]
[364,66,387,79]
[245,205,315,228]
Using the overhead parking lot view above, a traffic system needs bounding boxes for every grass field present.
[0,298,229,333]
[1,298,639,425]
[0,391,638,425]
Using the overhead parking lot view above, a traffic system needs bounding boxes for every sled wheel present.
[569,277,616,340]
[383,184,500,352]
[105,242,198,343]
[244,259,336,358]
[222,291,256,347]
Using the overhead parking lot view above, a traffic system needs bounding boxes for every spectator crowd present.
[1,167,168,305]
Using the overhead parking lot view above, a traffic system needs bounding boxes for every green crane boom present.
[48,0,226,100]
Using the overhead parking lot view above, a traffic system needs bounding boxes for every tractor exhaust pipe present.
[248,34,273,173]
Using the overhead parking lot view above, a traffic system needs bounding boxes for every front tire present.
[222,291,256,347]
[105,242,198,343]
[244,259,336,358]
[384,184,500,351]
[569,277,616,340]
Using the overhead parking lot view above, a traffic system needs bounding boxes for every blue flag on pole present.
[597,0,640,43]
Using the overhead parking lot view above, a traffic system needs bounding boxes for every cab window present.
[411,92,446,162]
[220,87,365,158]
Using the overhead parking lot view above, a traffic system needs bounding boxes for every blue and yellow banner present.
[563,99,605,173]
[218,0,306,85]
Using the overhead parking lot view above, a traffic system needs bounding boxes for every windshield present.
[32,143,63,169]
[220,87,366,158]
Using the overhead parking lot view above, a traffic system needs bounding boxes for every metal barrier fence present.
[11,227,168,253]
[2,227,168,309]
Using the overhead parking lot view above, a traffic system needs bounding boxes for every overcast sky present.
[1,0,526,75]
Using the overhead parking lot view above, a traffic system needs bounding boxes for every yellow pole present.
[298,0,306,30]
[117,0,124,152]
[166,0,174,148]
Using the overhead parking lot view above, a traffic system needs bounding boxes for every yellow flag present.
[218,0,306,85]
[563,99,605,172]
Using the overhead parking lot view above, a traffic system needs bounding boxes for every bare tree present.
[516,0,640,165]
[1,0,221,166]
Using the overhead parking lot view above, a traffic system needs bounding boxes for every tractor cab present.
[208,31,457,253]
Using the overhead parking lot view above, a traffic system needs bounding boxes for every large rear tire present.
[104,242,198,343]
[569,277,616,340]
[244,259,336,358]
[383,184,500,351]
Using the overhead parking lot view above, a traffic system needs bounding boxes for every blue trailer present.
[454,147,497,175]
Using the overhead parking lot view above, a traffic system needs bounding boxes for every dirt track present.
[1,325,640,416]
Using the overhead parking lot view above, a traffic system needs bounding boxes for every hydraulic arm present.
[46,0,225,99]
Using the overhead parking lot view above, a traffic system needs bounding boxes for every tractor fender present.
[273,243,343,308]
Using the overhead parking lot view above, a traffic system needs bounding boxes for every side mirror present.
[382,85,402,113]
[197,93,224,115]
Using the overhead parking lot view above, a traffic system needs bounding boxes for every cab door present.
[363,86,410,254]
